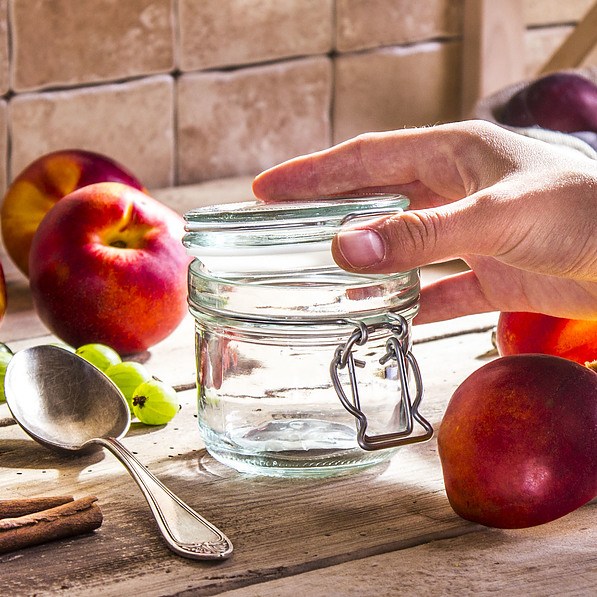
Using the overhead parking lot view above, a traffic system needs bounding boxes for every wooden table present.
[1,180,596,596]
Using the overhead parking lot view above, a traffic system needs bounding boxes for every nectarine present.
[28,182,189,355]
[499,72,597,133]
[1,149,144,276]
[496,311,596,365]
[438,355,597,529]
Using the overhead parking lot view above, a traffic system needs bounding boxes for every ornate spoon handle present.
[96,437,233,560]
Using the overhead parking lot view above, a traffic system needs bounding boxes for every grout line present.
[171,0,180,186]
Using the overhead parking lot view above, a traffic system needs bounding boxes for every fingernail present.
[336,229,385,268]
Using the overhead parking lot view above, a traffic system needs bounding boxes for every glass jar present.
[183,196,432,477]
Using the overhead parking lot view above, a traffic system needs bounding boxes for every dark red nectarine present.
[499,72,597,133]
[525,72,597,132]
[438,355,597,529]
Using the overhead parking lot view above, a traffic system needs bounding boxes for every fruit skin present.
[0,350,13,402]
[499,86,535,127]
[105,361,150,410]
[499,72,597,133]
[76,343,122,371]
[496,311,596,365]
[1,149,144,276]
[0,260,6,325]
[437,354,597,529]
[132,378,179,425]
[29,182,189,355]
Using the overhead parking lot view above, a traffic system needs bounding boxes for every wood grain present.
[218,501,597,597]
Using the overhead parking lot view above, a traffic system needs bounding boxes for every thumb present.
[332,198,497,273]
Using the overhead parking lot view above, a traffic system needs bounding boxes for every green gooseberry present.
[105,361,150,411]
[132,378,180,425]
[0,350,13,402]
[75,343,121,371]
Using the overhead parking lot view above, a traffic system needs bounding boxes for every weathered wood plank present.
[218,501,597,597]
[1,330,496,596]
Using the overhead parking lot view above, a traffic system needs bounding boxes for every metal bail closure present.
[330,313,433,451]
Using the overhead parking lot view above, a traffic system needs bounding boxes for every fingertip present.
[333,228,386,270]
[251,170,272,200]
[252,161,310,201]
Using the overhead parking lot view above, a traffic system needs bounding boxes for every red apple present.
[438,355,597,529]
[496,311,597,365]
[28,182,189,355]
[1,149,144,276]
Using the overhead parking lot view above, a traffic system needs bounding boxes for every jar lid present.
[183,195,409,274]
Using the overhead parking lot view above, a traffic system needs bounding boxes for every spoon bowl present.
[5,344,232,560]
[6,345,129,452]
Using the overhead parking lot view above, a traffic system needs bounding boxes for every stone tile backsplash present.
[177,57,332,184]
[10,0,174,92]
[178,0,333,71]
[0,0,592,195]
[9,76,175,189]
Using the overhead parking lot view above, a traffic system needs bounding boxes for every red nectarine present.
[499,72,597,133]
[28,182,189,355]
[1,149,144,276]
[496,311,596,365]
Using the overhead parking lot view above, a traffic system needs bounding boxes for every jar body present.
[189,260,421,477]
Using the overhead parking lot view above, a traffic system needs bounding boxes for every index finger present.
[252,121,501,207]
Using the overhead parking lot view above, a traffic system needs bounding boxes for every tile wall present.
[0,0,594,195]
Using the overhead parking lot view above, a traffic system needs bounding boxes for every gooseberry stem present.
[132,395,147,407]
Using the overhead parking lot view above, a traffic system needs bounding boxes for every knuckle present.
[384,210,441,259]
[347,132,384,185]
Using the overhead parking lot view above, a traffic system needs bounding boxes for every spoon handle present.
[96,437,233,560]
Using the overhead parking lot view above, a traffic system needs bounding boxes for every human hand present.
[252,120,597,323]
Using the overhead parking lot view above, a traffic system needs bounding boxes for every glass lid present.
[183,194,409,274]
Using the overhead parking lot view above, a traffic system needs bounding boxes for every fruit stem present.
[132,395,147,408]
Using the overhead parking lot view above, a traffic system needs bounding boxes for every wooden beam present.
[538,1,597,74]
[461,0,525,118]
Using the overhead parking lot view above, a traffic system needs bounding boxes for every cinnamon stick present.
[0,496,74,519]
[0,495,103,554]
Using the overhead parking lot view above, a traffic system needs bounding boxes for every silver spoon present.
[4,344,233,560]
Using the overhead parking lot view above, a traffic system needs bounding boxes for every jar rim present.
[183,195,409,274]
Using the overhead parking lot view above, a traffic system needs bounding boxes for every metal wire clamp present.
[330,313,433,451]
